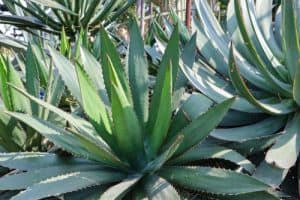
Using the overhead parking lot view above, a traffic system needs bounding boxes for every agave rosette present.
[177,0,300,191]
[0,0,135,36]
[0,20,275,199]
[0,42,65,152]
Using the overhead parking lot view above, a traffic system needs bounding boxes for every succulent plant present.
[0,20,275,200]
[0,43,65,152]
[175,0,300,195]
[0,0,135,37]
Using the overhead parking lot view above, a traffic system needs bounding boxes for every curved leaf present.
[229,46,297,115]
[211,117,287,142]
[144,176,180,200]
[159,166,269,195]
[266,113,300,169]
[100,176,141,200]
[170,143,255,173]
[11,170,125,200]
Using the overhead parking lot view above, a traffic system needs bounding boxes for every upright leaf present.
[60,27,70,57]
[282,0,300,80]
[79,47,109,106]
[1,56,31,113]
[25,44,40,116]
[75,63,112,144]
[0,55,12,110]
[128,19,149,126]
[148,63,173,156]
[100,28,132,103]
[108,58,144,166]
[48,47,82,103]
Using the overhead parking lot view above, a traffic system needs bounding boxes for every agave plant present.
[174,0,300,194]
[0,0,135,37]
[0,42,65,152]
[0,20,275,200]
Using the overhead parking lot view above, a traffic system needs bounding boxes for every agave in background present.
[175,0,300,197]
[0,0,135,37]
[0,20,275,200]
[0,42,65,152]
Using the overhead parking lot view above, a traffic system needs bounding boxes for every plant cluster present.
[0,0,298,200]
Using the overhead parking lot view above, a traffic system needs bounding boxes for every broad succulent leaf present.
[159,166,269,195]
[228,46,297,115]
[265,113,300,169]
[170,143,255,173]
[64,186,107,200]
[0,164,102,190]
[221,191,280,200]
[211,116,287,142]
[100,176,141,200]
[0,152,96,171]
[253,161,289,188]
[144,176,180,200]
[11,170,125,200]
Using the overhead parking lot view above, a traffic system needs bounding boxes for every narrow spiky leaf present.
[148,63,173,155]
[79,47,109,106]
[75,63,112,142]
[1,56,31,113]
[100,27,132,102]
[0,55,12,110]
[128,19,149,126]
[173,98,235,156]
[60,27,70,56]
[48,47,82,103]
[7,112,124,168]
[282,0,300,80]
[108,58,144,166]
[25,44,40,116]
